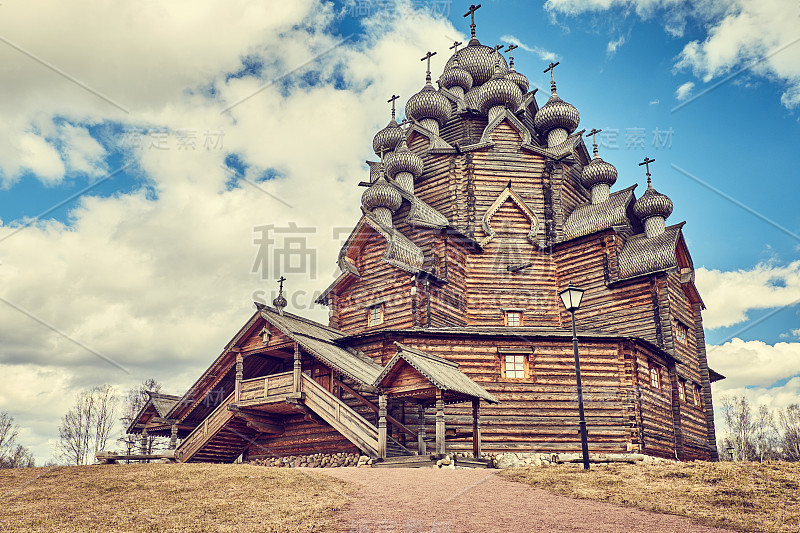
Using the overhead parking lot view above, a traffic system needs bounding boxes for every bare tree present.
[57,385,117,465]
[753,404,779,462]
[0,412,35,468]
[119,378,169,456]
[778,403,800,461]
[719,395,756,461]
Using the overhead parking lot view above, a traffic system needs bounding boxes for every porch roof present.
[374,342,499,404]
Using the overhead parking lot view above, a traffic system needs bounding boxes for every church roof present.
[562,185,637,241]
[617,222,685,280]
[373,342,499,404]
[260,306,384,387]
[149,392,181,417]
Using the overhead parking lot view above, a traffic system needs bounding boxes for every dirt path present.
[320,467,736,533]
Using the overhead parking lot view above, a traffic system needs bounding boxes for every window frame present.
[677,379,686,402]
[674,321,688,345]
[502,353,527,379]
[649,364,661,389]
[367,303,384,327]
[503,310,524,327]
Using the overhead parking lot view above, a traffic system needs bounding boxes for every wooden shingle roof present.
[562,186,636,241]
[618,222,685,280]
[373,342,499,404]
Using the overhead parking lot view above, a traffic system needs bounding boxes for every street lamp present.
[727,445,735,461]
[559,282,590,470]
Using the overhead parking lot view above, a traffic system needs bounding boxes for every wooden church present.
[128,8,723,464]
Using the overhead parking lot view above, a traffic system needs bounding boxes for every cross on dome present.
[544,61,560,92]
[586,128,602,156]
[387,94,399,120]
[464,4,482,39]
[421,50,437,83]
[639,156,656,185]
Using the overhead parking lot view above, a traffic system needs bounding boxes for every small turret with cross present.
[463,4,482,40]
[273,276,288,316]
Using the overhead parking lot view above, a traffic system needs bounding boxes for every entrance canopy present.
[374,342,499,406]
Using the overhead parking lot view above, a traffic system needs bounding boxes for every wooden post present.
[140,428,148,462]
[417,402,426,455]
[435,390,445,457]
[378,394,387,459]
[234,352,244,403]
[293,343,302,393]
[472,399,481,459]
[170,424,178,450]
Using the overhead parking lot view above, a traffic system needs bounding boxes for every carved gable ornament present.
[479,184,539,247]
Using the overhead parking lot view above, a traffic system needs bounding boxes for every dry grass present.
[0,463,350,532]
[501,460,800,532]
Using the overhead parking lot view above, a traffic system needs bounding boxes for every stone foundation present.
[489,452,676,468]
[249,452,361,468]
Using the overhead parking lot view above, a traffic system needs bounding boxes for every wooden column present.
[170,424,178,450]
[417,402,426,455]
[435,390,445,457]
[140,428,148,462]
[472,398,481,459]
[378,394,387,459]
[293,343,302,393]
[234,352,244,403]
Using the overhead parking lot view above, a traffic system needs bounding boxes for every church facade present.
[128,13,722,464]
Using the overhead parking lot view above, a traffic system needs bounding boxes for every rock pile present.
[249,452,361,468]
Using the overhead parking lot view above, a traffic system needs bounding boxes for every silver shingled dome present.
[444,39,508,86]
[477,69,523,116]
[533,92,580,135]
[581,156,618,190]
[405,83,452,126]
[385,140,423,180]
[633,183,673,221]
[361,175,402,213]
[372,119,404,155]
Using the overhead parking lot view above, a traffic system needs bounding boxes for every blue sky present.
[0,0,798,462]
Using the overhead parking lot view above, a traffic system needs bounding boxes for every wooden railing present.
[239,371,293,403]
[175,391,235,462]
[301,374,380,458]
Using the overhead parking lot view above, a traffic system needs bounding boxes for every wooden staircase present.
[176,373,415,462]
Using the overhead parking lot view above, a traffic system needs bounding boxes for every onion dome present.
[405,83,451,126]
[505,69,529,94]
[581,155,618,190]
[463,86,482,110]
[440,64,473,93]
[361,175,402,213]
[533,91,580,135]
[444,40,508,86]
[386,140,423,180]
[372,118,403,155]
[503,44,529,93]
[633,181,673,221]
[477,65,523,116]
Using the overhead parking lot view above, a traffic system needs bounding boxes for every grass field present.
[501,460,800,532]
[0,463,350,533]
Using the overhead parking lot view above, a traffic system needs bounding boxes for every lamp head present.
[559,283,585,313]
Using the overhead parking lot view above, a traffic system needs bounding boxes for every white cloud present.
[499,34,559,62]
[674,80,695,100]
[545,0,800,108]
[707,338,800,390]
[0,0,457,462]
[649,99,660,105]
[696,261,800,329]
[607,35,626,56]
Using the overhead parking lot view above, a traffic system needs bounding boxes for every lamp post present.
[559,282,590,470]
[727,445,735,462]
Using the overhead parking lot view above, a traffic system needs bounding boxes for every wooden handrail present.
[333,378,418,440]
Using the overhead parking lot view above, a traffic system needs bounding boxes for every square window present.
[503,354,526,379]
[368,304,384,327]
[505,311,522,327]
[649,365,660,388]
